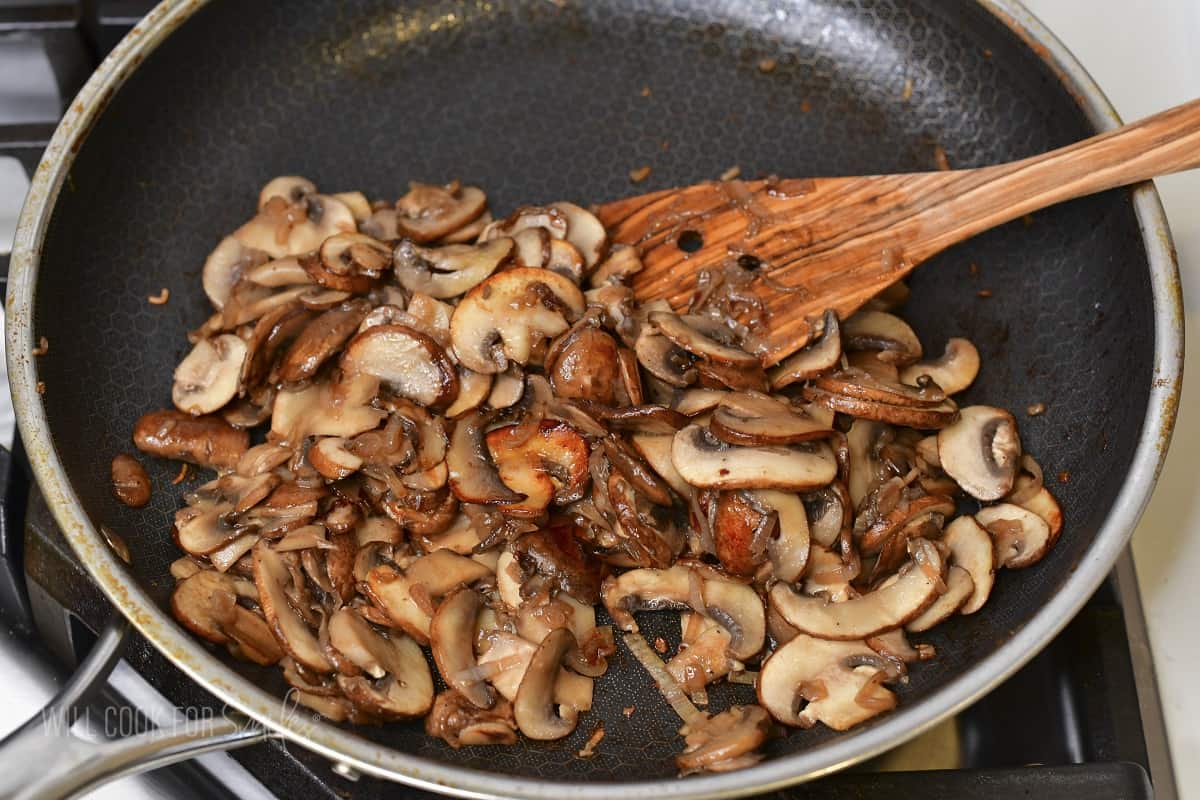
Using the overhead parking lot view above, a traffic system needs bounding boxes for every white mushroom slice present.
[332,190,371,222]
[544,238,585,284]
[630,433,692,497]
[395,183,488,243]
[938,406,1022,501]
[1018,487,1063,542]
[327,607,389,677]
[244,256,311,288]
[589,243,642,286]
[172,335,247,415]
[431,588,494,709]
[513,628,579,740]
[318,232,391,279]
[496,551,524,610]
[252,542,332,673]
[906,565,974,632]
[485,205,569,242]
[753,489,810,583]
[270,374,385,444]
[710,391,833,446]
[450,268,586,374]
[802,543,854,602]
[235,194,356,259]
[512,227,549,267]
[976,503,1054,568]
[258,175,316,208]
[487,366,525,409]
[671,389,728,417]
[671,425,837,491]
[476,631,593,710]
[203,236,269,310]
[757,633,896,729]
[900,338,980,395]
[308,437,363,481]
[841,310,922,365]
[667,613,732,692]
[768,309,842,389]
[770,539,944,640]
[440,209,493,244]
[393,238,513,299]
[650,312,758,367]
[551,201,607,269]
[444,367,493,418]
[601,564,765,660]
[941,516,995,614]
[635,327,696,387]
[341,324,458,409]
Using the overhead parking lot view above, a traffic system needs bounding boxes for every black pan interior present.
[33,0,1154,782]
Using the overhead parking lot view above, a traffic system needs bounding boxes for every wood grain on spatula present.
[597,97,1200,366]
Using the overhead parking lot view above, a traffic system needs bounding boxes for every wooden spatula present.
[596,97,1200,366]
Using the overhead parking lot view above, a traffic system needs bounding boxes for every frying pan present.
[3,0,1183,797]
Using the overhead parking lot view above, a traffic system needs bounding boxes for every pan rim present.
[4,1,1184,798]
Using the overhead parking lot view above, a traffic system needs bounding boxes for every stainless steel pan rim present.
[5,1,1184,797]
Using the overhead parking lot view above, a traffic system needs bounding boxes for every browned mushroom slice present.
[803,386,960,430]
[319,231,390,277]
[755,489,811,583]
[710,391,834,446]
[846,351,900,383]
[426,690,518,748]
[694,358,770,393]
[447,409,524,505]
[671,425,837,491]
[768,309,841,389]
[1018,487,1063,542]
[513,628,580,740]
[202,236,269,310]
[450,268,586,374]
[486,205,569,242]
[635,327,697,387]
[133,409,249,470]
[486,421,590,515]
[393,237,513,299]
[671,389,729,417]
[171,570,282,666]
[270,375,386,443]
[551,201,607,269]
[601,564,765,660]
[111,454,152,508]
[364,552,491,645]
[340,324,458,410]
[174,498,241,555]
[757,632,897,729]
[859,494,956,556]
[630,433,692,497]
[431,588,495,709]
[240,303,316,391]
[476,630,595,708]
[545,239,586,284]
[712,491,770,576]
[252,542,332,673]
[841,310,922,365]
[937,406,1022,501]
[900,338,980,395]
[589,243,642,286]
[235,193,356,259]
[258,175,316,208]
[667,613,733,693]
[805,484,850,548]
[244,256,312,288]
[394,182,488,243]
[906,565,974,632]
[547,325,621,405]
[308,437,363,481]
[172,335,247,416]
[770,539,944,640]
[976,503,1054,568]
[675,704,771,775]
[444,367,493,418]
[603,436,675,507]
[616,346,645,405]
[276,300,370,384]
[650,312,758,367]
[334,626,434,720]
[440,209,493,244]
[575,402,688,435]
[815,368,946,408]
[511,227,549,267]
[941,515,995,614]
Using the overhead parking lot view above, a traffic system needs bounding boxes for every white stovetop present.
[1021,1,1200,797]
[0,2,1196,798]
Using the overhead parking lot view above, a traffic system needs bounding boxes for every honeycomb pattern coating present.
[32,0,1154,784]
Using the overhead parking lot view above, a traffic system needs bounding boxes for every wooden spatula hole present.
[677,229,704,253]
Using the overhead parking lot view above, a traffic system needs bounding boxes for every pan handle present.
[0,617,268,800]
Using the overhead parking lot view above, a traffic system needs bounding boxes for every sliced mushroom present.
[450,268,586,374]
[672,389,729,418]
[803,386,959,430]
[444,367,493,418]
[551,201,607,269]
[133,409,249,470]
[486,421,590,515]
[603,435,675,506]
[712,491,770,576]
[111,454,151,508]
[768,309,841,389]
[244,256,312,288]
[770,539,944,640]
[668,613,733,693]
[601,564,764,660]
[441,209,494,244]
[477,630,594,710]
[635,327,697,387]
[650,312,758,367]
[671,425,837,491]
[710,392,833,446]
[941,515,995,614]
[308,437,363,480]
[1018,487,1063,543]
[694,358,770,393]
[270,374,386,443]
[364,551,491,644]
[589,243,642,286]
[513,522,604,604]
[841,311,922,365]
[172,570,282,666]
[258,175,316,208]
[511,227,550,267]
[334,624,434,720]
[544,239,586,284]
[485,205,569,242]
[253,542,332,672]
[276,300,370,384]
[630,433,692,498]
[341,324,459,410]
[755,489,811,583]
[447,409,524,505]
[513,627,580,740]
[815,368,946,408]
[906,565,974,632]
[547,325,620,404]
[203,236,269,310]
[431,588,494,709]
[757,632,896,729]
[976,503,1054,568]
[937,406,1022,501]
[395,182,488,243]
[675,705,770,775]
[235,193,356,259]
[393,237,513,299]
[900,338,980,395]
[172,335,247,416]
[426,690,518,748]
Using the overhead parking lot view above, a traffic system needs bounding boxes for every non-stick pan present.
[3,1,1183,798]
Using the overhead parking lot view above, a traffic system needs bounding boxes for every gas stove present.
[0,3,1178,798]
